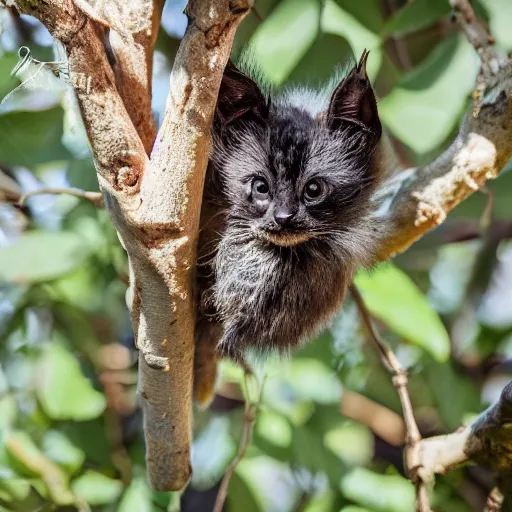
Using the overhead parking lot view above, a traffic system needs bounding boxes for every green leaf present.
[0,478,31,501]
[283,358,342,404]
[231,0,281,57]
[118,477,152,512]
[191,416,236,490]
[36,343,106,421]
[0,395,17,430]
[379,35,478,154]
[66,159,99,192]
[248,0,321,85]
[0,231,91,284]
[424,360,481,430]
[287,33,353,85]
[0,53,20,102]
[256,409,293,449]
[5,431,75,505]
[324,421,373,467]
[332,0,384,34]
[340,468,415,512]
[382,0,451,38]
[41,430,85,475]
[71,470,123,506]
[60,420,113,467]
[226,471,262,512]
[292,426,345,487]
[0,107,72,167]
[479,0,512,51]
[321,0,382,80]
[355,263,450,361]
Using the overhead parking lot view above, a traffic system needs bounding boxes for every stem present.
[350,285,430,511]
[19,187,103,207]
[213,373,261,512]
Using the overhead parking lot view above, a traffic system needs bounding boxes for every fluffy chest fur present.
[212,235,354,357]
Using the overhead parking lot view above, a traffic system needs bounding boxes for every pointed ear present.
[216,61,268,126]
[327,50,381,141]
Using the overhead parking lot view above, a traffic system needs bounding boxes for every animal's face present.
[211,52,382,248]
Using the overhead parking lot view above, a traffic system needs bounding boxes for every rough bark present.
[7,0,251,491]
[374,0,512,261]
[416,381,512,486]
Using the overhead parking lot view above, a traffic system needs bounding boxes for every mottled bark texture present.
[6,0,251,491]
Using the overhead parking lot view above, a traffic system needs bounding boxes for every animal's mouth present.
[256,229,312,247]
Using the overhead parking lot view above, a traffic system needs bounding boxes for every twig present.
[19,187,103,207]
[293,491,311,512]
[383,0,412,71]
[5,432,76,505]
[340,390,406,447]
[449,0,503,77]
[350,285,431,512]
[251,6,263,22]
[479,186,494,232]
[450,0,507,121]
[484,487,504,512]
[213,373,262,512]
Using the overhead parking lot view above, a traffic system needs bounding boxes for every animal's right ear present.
[216,61,269,126]
[326,50,381,142]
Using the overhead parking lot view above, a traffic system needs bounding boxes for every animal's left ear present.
[327,50,381,142]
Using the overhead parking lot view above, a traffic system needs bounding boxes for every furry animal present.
[194,51,385,406]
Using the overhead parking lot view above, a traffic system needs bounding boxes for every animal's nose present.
[274,208,295,226]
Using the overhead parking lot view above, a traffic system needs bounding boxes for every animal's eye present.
[252,178,270,200]
[303,180,324,202]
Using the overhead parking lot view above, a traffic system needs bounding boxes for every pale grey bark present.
[7,0,251,491]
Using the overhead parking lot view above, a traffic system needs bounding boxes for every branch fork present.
[9,0,251,491]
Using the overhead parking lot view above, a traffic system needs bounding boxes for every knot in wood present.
[392,371,408,388]
[118,166,139,188]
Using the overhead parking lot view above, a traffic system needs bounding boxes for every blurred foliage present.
[0,0,511,511]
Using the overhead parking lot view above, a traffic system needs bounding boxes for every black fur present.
[196,52,384,363]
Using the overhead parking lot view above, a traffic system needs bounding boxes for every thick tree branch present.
[106,0,165,153]
[416,381,512,488]
[367,3,512,504]
[376,80,512,261]
[375,0,511,261]
[11,0,251,492]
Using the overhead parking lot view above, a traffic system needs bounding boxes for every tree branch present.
[19,187,103,207]
[449,0,504,76]
[415,381,512,488]
[11,0,252,492]
[352,284,512,510]
[105,0,165,153]
[485,488,504,512]
[351,285,432,511]
[375,1,511,261]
